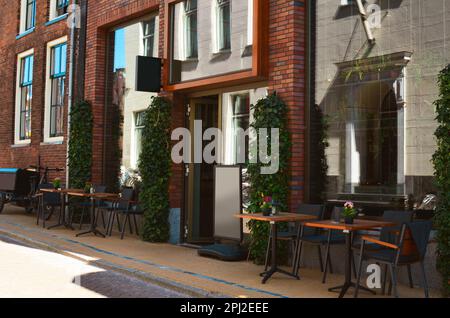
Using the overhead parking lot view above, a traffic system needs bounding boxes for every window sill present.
[45,14,69,26]
[241,45,253,58]
[16,27,35,40]
[11,142,31,148]
[182,57,199,63]
[212,49,232,57]
[41,139,64,146]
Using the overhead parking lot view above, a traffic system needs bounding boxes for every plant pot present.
[344,217,354,225]
[262,209,271,217]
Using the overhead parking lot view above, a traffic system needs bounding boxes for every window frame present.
[214,0,231,53]
[183,0,198,59]
[141,17,157,57]
[44,37,68,143]
[56,0,70,16]
[14,49,34,145]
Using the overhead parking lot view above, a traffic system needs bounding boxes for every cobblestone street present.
[0,236,188,298]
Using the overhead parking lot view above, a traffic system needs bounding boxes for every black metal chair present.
[354,220,433,298]
[36,183,61,228]
[105,188,135,239]
[264,204,325,273]
[72,185,107,229]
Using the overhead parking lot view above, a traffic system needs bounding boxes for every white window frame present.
[139,14,160,57]
[212,0,232,53]
[14,49,34,145]
[44,36,68,144]
[49,0,70,21]
[131,111,146,169]
[19,0,36,34]
[247,0,253,46]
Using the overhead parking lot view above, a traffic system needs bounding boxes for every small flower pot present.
[344,217,354,225]
[262,209,271,217]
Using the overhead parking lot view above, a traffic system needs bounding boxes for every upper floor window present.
[184,0,198,59]
[15,52,34,143]
[142,18,156,57]
[19,0,36,33]
[44,38,67,142]
[17,54,34,141]
[214,0,231,52]
[56,0,70,16]
[49,0,69,21]
[49,43,67,138]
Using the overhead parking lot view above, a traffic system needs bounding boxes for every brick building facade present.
[0,0,73,182]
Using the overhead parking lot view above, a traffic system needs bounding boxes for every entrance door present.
[185,96,219,244]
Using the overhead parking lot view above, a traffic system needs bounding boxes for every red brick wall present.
[0,0,70,182]
[268,0,307,209]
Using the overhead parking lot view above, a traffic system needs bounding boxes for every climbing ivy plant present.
[432,65,450,297]
[139,96,172,243]
[68,100,93,188]
[247,93,292,264]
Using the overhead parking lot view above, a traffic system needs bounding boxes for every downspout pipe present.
[356,0,376,44]
[66,0,78,187]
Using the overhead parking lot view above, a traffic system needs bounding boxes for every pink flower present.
[264,196,273,203]
[344,201,354,209]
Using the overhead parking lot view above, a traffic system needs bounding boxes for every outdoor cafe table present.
[303,219,395,298]
[236,213,316,284]
[68,191,119,238]
[40,188,84,230]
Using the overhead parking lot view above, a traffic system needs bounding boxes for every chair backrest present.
[297,204,324,220]
[380,210,414,243]
[93,185,107,193]
[403,220,433,261]
[39,183,60,205]
[117,188,134,210]
[331,206,344,222]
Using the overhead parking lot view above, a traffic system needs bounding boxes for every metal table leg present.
[76,197,106,238]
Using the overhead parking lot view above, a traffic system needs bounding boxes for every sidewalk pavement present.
[0,205,441,298]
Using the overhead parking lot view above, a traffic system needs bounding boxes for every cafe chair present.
[352,210,415,293]
[354,220,433,298]
[264,204,324,273]
[106,188,135,239]
[37,183,61,229]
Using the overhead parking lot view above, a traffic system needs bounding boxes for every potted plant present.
[343,201,357,224]
[52,178,62,190]
[84,182,93,194]
[261,195,273,216]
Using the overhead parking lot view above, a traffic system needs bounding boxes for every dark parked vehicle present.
[0,168,38,214]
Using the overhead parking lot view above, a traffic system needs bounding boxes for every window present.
[56,0,69,16]
[184,0,198,59]
[133,112,146,168]
[47,42,67,139]
[24,0,36,31]
[16,53,34,142]
[231,94,250,163]
[142,18,156,57]
[215,0,231,52]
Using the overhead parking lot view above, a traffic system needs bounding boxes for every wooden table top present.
[235,212,317,223]
[40,188,84,194]
[303,219,395,232]
[40,189,119,199]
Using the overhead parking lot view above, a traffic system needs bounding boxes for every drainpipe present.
[65,0,78,187]
[356,0,376,44]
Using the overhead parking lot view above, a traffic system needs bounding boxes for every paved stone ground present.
[0,235,189,298]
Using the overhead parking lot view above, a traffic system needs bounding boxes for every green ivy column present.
[247,93,292,264]
[433,65,450,296]
[68,100,93,188]
[139,97,172,243]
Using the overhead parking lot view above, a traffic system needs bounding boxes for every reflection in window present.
[142,18,156,57]
[216,0,231,52]
[133,112,146,168]
[19,55,33,141]
[184,0,198,58]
